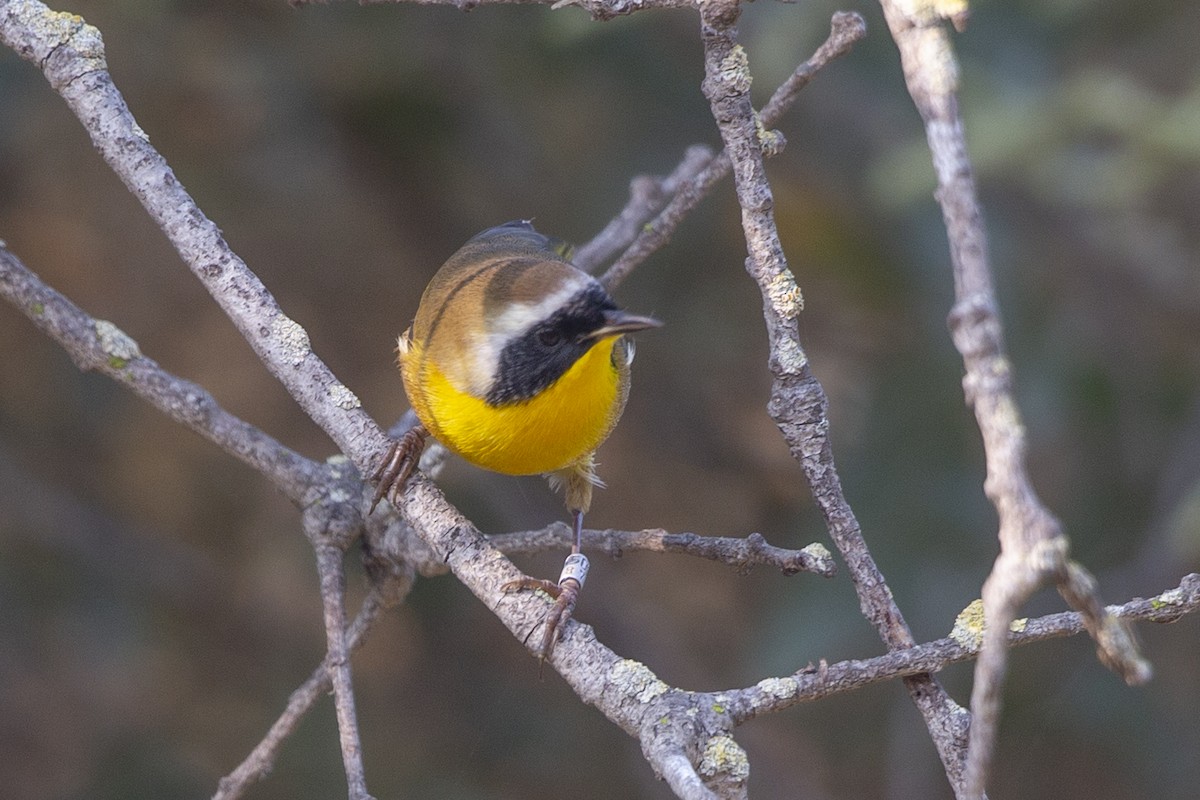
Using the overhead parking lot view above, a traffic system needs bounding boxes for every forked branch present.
[1,1,1171,799]
[873,2,1152,795]
[0,3,861,796]
[696,0,974,791]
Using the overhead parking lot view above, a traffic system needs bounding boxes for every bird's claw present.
[369,425,428,513]
[503,569,585,668]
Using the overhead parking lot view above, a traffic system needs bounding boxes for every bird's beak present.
[585,310,663,341]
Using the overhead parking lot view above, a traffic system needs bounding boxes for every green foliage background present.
[1,1,1198,798]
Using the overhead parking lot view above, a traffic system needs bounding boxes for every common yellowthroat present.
[372,220,660,660]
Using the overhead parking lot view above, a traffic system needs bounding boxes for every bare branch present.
[217,567,1198,800]
[489,524,838,577]
[726,573,1200,723]
[8,2,1175,798]
[574,145,714,273]
[758,11,867,124]
[0,243,322,506]
[0,0,390,479]
[308,520,374,800]
[296,0,693,22]
[393,476,738,797]
[214,588,399,800]
[661,751,725,800]
[600,10,866,291]
[872,2,1151,795]
[696,0,974,793]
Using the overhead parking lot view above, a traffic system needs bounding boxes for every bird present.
[371,219,661,662]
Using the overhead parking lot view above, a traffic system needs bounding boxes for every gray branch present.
[573,144,715,273]
[696,0,974,793]
[0,243,323,506]
[872,2,1151,796]
[214,588,399,800]
[725,573,1199,723]
[599,11,866,291]
[0,4,854,795]
[2,1,1176,799]
[392,476,741,798]
[0,0,389,479]
[489,525,838,577]
[297,0,693,22]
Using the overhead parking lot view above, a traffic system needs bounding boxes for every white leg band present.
[559,553,589,587]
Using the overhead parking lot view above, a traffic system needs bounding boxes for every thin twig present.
[600,11,866,291]
[872,2,1151,795]
[758,11,867,123]
[312,543,374,800]
[696,1,973,794]
[300,0,693,22]
[0,243,322,505]
[0,0,390,480]
[574,145,714,273]
[489,525,837,577]
[306,486,378,800]
[214,589,396,800]
[726,573,1199,723]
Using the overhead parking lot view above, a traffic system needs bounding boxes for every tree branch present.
[696,0,974,793]
[0,0,389,480]
[214,587,399,800]
[489,525,837,577]
[308,520,375,800]
[393,476,739,797]
[0,233,389,796]
[5,2,1176,798]
[872,2,1151,795]
[599,10,866,291]
[0,242,323,506]
[725,573,1199,723]
[296,0,693,22]
[573,145,714,273]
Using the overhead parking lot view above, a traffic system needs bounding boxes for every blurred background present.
[2,0,1198,798]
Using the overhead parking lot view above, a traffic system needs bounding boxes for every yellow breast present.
[402,335,629,476]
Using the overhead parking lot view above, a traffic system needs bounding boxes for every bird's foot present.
[502,553,590,668]
[368,424,428,513]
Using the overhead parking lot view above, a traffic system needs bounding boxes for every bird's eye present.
[537,329,562,347]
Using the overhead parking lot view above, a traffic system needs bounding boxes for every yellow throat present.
[401,333,629,478]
